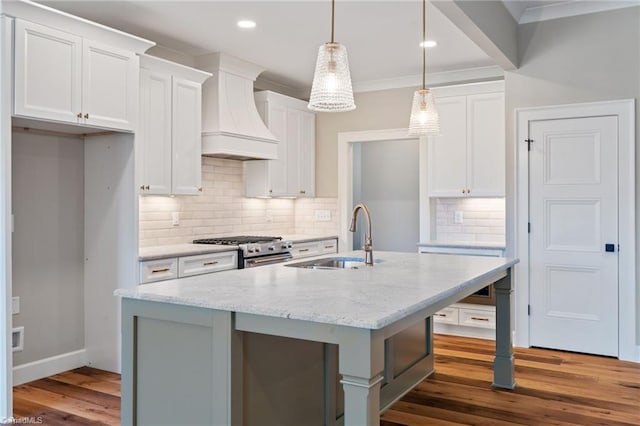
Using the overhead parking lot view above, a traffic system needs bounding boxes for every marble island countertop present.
[118,251,518,330]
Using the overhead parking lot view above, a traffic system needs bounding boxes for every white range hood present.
[196,53,278,160]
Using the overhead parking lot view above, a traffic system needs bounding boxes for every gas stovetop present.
[193,236,293,258]
[193,236,282,245]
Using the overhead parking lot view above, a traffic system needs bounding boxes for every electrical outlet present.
[12,297,19,315]
[172,212,180,226]
[315,210,331,222]
[454,210,464,224]
[12,327,24,352]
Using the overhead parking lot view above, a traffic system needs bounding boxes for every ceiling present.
[38,1,495,93]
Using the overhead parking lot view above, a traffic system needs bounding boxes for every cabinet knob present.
[462,189,466,194]
[467,188,471,194]
[77,112,82,119]
[84,113,89,119]
[300,190,306,194]
[269,189,273,193]
[145,185,150,190]
[140,185,145,190]
[198,187,203,192]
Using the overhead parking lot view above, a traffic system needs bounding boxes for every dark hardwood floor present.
[12,334,640,425]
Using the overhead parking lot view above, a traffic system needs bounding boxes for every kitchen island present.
[116,251,518,426]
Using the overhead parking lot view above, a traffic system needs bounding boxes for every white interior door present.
[529,116,618,357]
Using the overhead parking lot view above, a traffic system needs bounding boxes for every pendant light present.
[408,0,440,136]
[308,0,356,112]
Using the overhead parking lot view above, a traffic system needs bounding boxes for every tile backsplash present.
[139,157,339,247]
[434,198,505,242]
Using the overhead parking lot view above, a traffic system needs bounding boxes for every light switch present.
[12,297,19,315]
[454,210,464,224]
[172,212,180,226]
[315,210,331,222]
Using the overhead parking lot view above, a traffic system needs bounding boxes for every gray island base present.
[116,251,518,426]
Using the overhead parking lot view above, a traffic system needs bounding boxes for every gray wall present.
[352,139,420,252]
[504,7,640,340]
[12,131,85,365]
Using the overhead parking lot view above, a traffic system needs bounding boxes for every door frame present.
[515,99,637,361]
[337,129,424,251]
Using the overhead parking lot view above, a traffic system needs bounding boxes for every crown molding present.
[352,65,504,93]
[519,0,639,24]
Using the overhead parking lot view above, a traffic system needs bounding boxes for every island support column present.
[493,268,516,389]
[338,328,385,426]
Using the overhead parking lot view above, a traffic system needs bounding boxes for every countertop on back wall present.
[417,240,506,250]
[138,235,339,262]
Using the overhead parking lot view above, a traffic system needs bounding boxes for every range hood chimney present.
[196,53,278,160]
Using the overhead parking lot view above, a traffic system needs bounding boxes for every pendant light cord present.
[422,0,426,90]
[331,0,335,43]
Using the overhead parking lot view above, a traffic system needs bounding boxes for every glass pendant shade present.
[308,42,356,112]
[408,88,440,136]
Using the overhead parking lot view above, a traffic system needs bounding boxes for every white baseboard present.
[13,349,87,386]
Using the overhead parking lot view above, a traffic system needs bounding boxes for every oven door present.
[243,253,293,268]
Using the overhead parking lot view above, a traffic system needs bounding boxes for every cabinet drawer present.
[291,241,322,258]
[178,251,238,277]
[459,308,496,329]
[140,258,178,284]
[433,307,459,325]
[320,239,338,254]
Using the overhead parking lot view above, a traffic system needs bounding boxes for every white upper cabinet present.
[14,19,138,131]
[138,55,210,196]
[428,85,505,197]
[245,91,316,198]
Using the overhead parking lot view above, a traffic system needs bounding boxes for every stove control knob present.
[248,248,255,253]
[255,247,261,253]
[281,244,288,249]
[287,243,293,249]
[268,246,275,251]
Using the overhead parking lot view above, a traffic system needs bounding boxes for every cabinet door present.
[172,77,202,195]
[266,103,288,196]
[466,92,505,196]
[428,96,467,197]
[82,40,137,131]
[14,19,82,124]
[139,69,172,194]
[297,111,316,197]
[286,108,301,196]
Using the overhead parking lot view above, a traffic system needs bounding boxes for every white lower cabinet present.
[178,251,238,278]
[140,258,178,284]
[433,303,496,337]
[290,239,338,259]
[140,251,238,284]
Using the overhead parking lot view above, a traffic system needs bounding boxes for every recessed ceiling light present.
[420,40,437,48]
[237,20,256,29]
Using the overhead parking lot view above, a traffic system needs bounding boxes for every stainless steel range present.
[193,236,293,269]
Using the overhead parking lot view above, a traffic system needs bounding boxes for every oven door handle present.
[245,254,293,267]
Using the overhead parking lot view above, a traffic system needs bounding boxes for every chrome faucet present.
[349,203,373,266]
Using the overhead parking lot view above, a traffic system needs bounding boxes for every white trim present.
[519,1,640,24]
[12,349,87,386]
[0,14,13,419]
[352,66,504,94]
[337,129,423,251]
[515,99,636,362]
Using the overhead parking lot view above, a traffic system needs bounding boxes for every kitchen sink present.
[285,256,382,270]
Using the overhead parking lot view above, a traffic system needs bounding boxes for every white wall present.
[11,131,85,365]
[504,7,640,340]
[352,139,420,252]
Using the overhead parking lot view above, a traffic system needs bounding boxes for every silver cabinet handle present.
[324,245,335,249]
[203,261,219,266]
[470,316,489,322]
[435,313,447,317]
[151,268,170,273]
[298,248,310,252]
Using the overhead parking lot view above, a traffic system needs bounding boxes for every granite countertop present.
[417,240,506,250]
[139,235,339,261]
[139,244,238,261]
[117,251,518,330]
